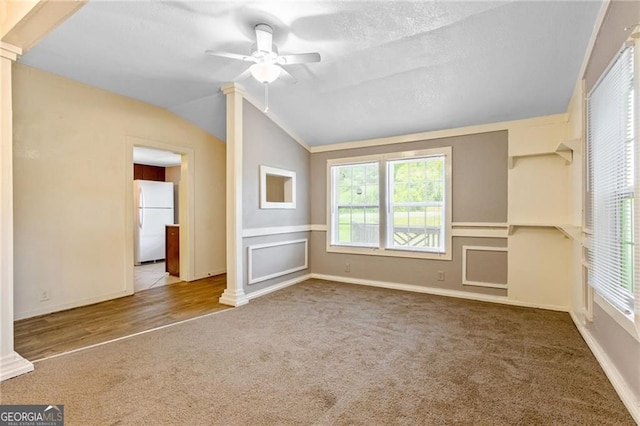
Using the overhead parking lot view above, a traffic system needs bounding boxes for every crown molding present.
[310,113,568,153]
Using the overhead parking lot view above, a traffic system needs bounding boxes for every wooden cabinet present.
[165,225,180,276]
[134,163,166,181]
[134,163,144,180]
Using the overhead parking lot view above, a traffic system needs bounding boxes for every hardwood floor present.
[14,275,230,361]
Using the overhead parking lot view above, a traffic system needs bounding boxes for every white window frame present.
[326,147,452,261]
[260,165,296,209]
[329,158,381,248]
[586,38,640,338]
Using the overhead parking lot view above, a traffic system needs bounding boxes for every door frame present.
[125,136,196,293]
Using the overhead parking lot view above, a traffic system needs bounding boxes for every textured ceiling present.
[19,1,601,147]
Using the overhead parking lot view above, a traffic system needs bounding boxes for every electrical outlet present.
[437,271,445,281]
[40,289,50,302]
[345,263,351,272]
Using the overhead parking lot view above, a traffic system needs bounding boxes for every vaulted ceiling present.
[19,1,601,147]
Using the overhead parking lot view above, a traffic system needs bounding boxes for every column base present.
[219,289,249,307]
[1,352,34,381]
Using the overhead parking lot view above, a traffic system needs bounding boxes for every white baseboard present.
[246,274,312,301]
[190,268,227,282]
[309,274,569,312]
[569,311,640,424]
[1,352,34,381]
[14,289,131,321]
[15,270,228,320]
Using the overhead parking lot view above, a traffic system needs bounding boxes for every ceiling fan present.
[205,23,321,85]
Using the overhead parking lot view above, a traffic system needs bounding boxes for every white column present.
[219,83,249,307]
[0,42,33,381]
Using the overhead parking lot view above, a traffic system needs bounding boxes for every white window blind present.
[587,45,635,315]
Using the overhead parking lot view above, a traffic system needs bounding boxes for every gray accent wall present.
[466,249,508,285]
[243,100,310,229]
[311,131,508,225]
[243,232,310,294]
[310,131,508,296]
[591,303,640,401]
[582,0,640,404]
[584,1,640,93]
[311,234,507,296]
[242,100,311,294]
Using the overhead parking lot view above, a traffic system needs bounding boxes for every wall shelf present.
[508,222,582,241]
[508,138,580,169]
[556,225,582,241]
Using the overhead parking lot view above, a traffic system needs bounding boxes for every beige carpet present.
[0,279,634,425]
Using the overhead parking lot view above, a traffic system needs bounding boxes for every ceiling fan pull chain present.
[264,82,269,114]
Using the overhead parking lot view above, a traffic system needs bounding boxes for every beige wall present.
[506,115,573,310]
[12,63,226,319]
[165,165,181,183]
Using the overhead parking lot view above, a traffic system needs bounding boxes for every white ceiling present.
[18,1,601,147]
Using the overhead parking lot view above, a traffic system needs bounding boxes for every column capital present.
[0,43,21,61]
[220,82,247,97]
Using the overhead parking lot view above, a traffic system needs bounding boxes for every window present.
[328,148,452,260]
[587,43,636,316]
[331,162,380,247]
[388,156,445,252]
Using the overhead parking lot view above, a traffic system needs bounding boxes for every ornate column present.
[219,83,249,307]
[0,42,33,380]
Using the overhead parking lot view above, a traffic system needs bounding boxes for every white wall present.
[12,63,226,319]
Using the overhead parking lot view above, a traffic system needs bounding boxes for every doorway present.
[132,147,181,292]
[125,137,196,295]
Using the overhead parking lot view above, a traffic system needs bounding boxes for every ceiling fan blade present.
[277,52,321,65]
[255,24,273,53]
[205,50,253,62]
[277,66,297,85]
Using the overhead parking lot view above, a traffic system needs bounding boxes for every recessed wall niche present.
[260,165,296,209]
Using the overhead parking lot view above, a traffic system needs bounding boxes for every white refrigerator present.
[134,180,175,264]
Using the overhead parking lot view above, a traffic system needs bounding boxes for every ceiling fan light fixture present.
[249,62,281,84]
